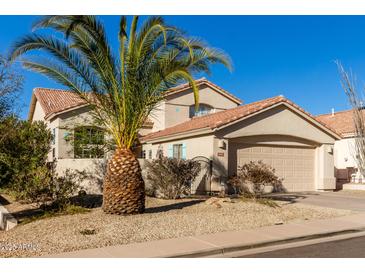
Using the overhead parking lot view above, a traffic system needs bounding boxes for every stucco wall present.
[56,158,106,194]
[149,102,166,132]
[334,137,357,169]
[32,101,46,121]
[218,105,337,145]
[163,84,239,128]
[142,134,214,160]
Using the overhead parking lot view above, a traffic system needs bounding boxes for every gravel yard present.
[0,197,353,258]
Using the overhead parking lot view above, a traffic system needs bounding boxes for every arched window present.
[74,126,105,159]
[189,104,214,118]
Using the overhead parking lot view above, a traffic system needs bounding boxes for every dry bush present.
[145,157,201,199]
[228,161,284,198]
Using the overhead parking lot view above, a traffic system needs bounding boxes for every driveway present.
[268,191,365,212]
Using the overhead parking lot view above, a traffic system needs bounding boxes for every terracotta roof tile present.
[141,95,340,142]
[34,88,87,119]
[317,109,365,136]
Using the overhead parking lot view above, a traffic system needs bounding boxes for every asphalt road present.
[239,236,365,258]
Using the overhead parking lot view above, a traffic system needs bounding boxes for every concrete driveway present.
[268,191,365,212]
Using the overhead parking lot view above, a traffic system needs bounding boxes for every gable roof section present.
[29,79,241,121]
[165,78,242,105]
[141,96,341,142]
[317,109,364,137]
[29,88,88,120]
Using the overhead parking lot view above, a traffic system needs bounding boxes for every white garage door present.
[237,145,315,192]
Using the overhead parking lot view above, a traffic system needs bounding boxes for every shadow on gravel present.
[70,194,103,208]
[146,199,205,214]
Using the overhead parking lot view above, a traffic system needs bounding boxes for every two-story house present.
[29,78,341,194]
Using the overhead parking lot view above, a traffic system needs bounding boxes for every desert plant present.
[10,15,231,214]
[145,157,201,199]
[228,161,283,198]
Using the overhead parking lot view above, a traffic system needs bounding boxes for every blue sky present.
[1,15,365,119]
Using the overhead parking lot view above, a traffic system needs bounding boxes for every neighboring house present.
[317,109,363,186]
[29,78,341,194]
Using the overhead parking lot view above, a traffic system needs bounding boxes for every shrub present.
[228,161,284,198]
[0,118,51,188]
[145,157,201,199]
[0,117,83,210]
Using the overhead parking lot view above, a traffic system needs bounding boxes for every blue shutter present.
[167,144,173,158]
[182,143,187,160]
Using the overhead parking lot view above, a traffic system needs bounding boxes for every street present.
[239,235,365,258]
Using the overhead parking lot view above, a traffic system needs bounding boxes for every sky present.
[2,15,365,119]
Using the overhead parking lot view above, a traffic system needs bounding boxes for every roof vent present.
[331,108,335,117]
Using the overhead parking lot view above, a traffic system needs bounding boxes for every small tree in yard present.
[145,157,201,199]
[228,161,284,198]
[337,62,365,178]
[0,54,23,119]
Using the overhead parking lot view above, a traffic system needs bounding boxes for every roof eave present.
[141,127,213,144]
[165,79,242,105]
[213,101,342,140]
[28,93,37,121]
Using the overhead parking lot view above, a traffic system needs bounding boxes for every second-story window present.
[189,104,214,118]
[74,126,105,159]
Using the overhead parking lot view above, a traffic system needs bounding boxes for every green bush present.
[228,161,284,198]
[0,117,82,209]
[145,157,201,199]
[0,118,51,188]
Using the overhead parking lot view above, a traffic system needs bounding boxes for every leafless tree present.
[0,54,23,118]
[337,61,365,177]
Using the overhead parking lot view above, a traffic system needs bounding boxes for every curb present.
[0,204,18,231]
[169,228,365,258]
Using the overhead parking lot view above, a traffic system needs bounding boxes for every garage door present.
[237,145,315,192]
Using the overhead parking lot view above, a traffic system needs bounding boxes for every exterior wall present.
[163,84,239,129]
[56,158,106,194]
[314,144,336,190]
[32,101,46,121]
[218,105,336,144]
[149,101,166,132]
[334,138,357,169]
[142,134,214,160]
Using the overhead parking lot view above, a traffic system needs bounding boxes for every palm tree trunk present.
[102,148,145,214]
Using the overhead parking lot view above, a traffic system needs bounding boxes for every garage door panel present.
[237,145,315,192]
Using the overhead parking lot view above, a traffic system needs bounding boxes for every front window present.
[189,104,214,118]
[173,144,183,159]
[74,126,105,159]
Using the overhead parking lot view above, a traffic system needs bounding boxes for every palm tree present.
[10,15,232,214]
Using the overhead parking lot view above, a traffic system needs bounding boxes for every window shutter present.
[167,144,173,158]
[182,143,187,160]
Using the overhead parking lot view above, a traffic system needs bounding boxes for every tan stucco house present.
[28,78,341,194]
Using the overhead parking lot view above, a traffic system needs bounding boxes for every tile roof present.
[317,109,364,136]
[33,87,88,119]
[31,78,241,120]
[141,95,340,142]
